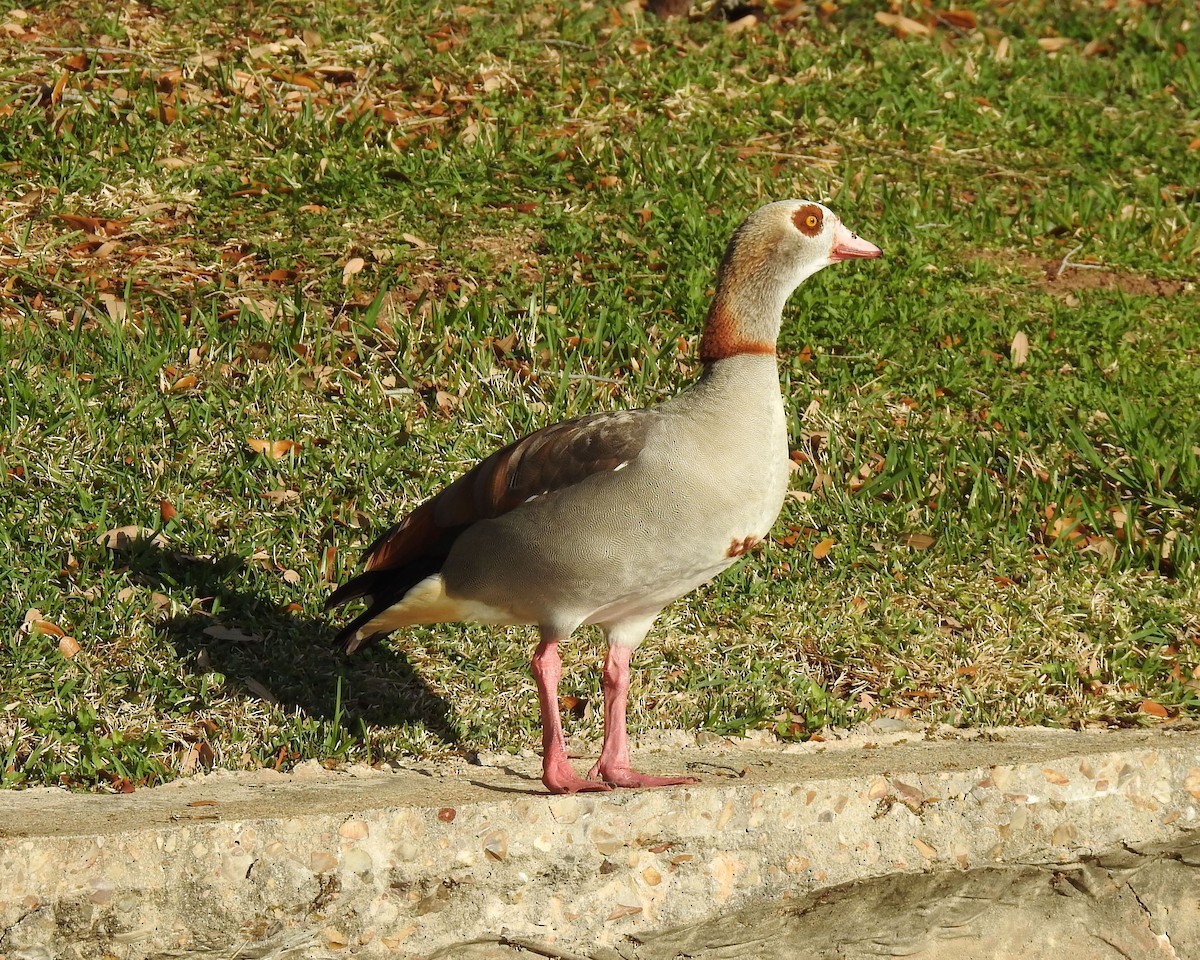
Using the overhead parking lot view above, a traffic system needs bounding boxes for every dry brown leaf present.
[1048,514,1087,545]
[167,373,198,393]
[271,69,322,91]
[875,11,933,37]
[98,525,169,550]
[1010,330,1030,368]
[248,438,302,459]
[342,256,366,284]
[179,741,216,774]
[160,499,177,522]
[1082,536,1118,563]
[725,14,758,34]
[936,9,977,30]
[813,537,836,560]
[50,69,69,104]
[1038,36,1071,52]
[57,213,106,234]
[1188,137,1200,151]
[58,635,81,658]
[1139,699,1169,718]
[243,677,279,704]
[203,624,263,643]
[30,619,65,638]
[262,489,301,505]
[99,293,126,322]
[901,532,936,550]
[401,232,431,248]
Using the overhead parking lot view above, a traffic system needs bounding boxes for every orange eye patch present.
[793,204,823,237]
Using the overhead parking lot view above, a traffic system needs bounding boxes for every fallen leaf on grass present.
[160,499,177,522]
[179,741,216,774]
[99,293,126,322]
[901,533,936,550]
[56,214,127,236]
[203,624,263,643]
[875,12,932,37]
[248,438,302,459]
[98,525,169,550]
[59,635,81,658]
[1139,699,1170,718]
[1010,330,1030,368]
[166,373,198,393]
[271,69,323,91]
[1037,36,1072,52]
[28,618,64,638]
[49,69,69,104]
[725,13,757,34]
[243,677,280,704]
[813,537,836,560]
[401,232,431,249]
[342,257,366,284]
[936,9,977,30]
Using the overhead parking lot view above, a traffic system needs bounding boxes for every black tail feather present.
[325,557,444,652]
[323,569,386,612]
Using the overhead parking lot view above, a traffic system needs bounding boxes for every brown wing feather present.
[367,409,649,572]
[326,410,653,642]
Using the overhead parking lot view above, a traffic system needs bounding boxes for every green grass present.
[1,0,1198,790]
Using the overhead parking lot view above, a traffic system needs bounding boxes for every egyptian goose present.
[327,200,881,794]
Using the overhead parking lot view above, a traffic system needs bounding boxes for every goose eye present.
[793,205,824,236]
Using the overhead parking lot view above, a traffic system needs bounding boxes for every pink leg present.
[587,644,699,789]
[532,636,611,795]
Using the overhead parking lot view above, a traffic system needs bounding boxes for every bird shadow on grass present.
[122,543,461,749]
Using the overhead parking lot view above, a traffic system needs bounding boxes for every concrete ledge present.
[2,727,1199,958]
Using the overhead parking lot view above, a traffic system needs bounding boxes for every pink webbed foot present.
[543,756,613,795]
[587,762,699,790]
